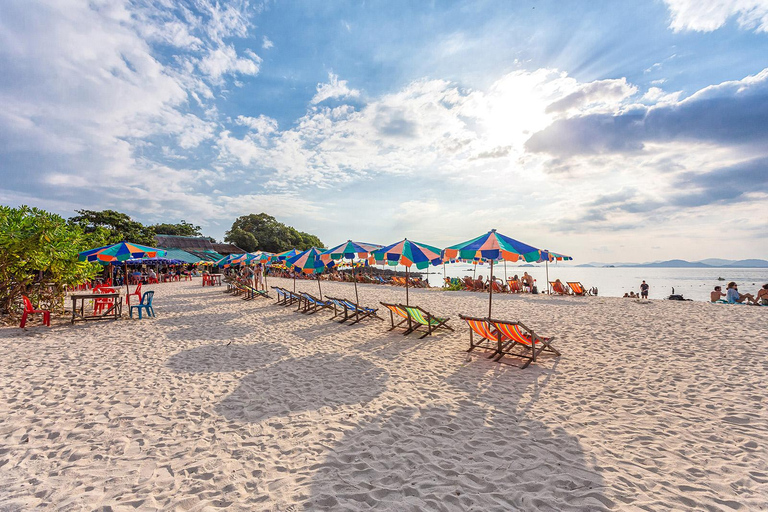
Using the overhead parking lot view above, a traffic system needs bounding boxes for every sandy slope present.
[0,277,766,511]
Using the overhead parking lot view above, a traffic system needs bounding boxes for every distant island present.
[576,258,768,269]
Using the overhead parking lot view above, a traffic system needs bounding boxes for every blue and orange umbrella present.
[321,240,383,303]
[444,229,571,316]
[286,247,326,296]
[78,241,166,296]
[372,238,443,305]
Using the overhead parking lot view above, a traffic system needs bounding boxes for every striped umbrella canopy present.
[443,229,564,317]
[251,251,274,262]
[78,241,166,296]
[270,248,299,263]
[372,239,443,305]
[286,247,326,297]
[321,240,382,303]
[216,253,249,268]
[78,241,165,263]
[541,250,572,262]
[443,229,543,263]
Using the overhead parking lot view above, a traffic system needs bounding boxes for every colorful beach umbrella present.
[372,239,443,305]
[271,248,300,263]
[444,229,547,317]
[216,253,249,268]
[78,241,166,296]
[286,247,326,297]
[321,240,383,303]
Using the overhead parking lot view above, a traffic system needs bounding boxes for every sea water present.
[421,264,768,302]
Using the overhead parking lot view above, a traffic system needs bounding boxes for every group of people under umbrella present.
[76,230,571,318]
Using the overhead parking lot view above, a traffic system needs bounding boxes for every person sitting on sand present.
[755,283,768,305]
[726,282,756,304]
[711,286,726,302]
[629,291,637,298]
[623,292,629,298]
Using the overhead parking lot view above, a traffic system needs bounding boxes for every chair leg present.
[44,312,51,326]
[19,312,27,328]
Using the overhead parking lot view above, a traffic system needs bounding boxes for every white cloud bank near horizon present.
[0,0,766,261]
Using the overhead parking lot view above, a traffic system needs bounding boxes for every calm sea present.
[418,264,768,302]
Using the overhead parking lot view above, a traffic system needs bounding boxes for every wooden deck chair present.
[507,279,522,293]
[298,292,332,314]
[341,298,382,325]
[380,302,410,331]
[401,305,453,339]
[271,286,288,305]
[459,315,501,356]
[488,318,560,368]
[326,296,351,322]
[549,281,569,295]
[567,282,588,296]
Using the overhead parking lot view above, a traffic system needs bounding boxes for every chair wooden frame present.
[459,315,501,355]
[380,302,410,331]
[488,318,560,368]
[401,304,453,339]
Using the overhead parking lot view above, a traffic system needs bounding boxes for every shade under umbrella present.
[320,240,382,304]
[372,238,442,305]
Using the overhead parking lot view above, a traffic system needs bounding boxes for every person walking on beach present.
[640,280,649,299]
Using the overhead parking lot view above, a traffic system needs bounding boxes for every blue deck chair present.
[129,291,155,319]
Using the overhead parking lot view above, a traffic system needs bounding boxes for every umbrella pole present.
[489,260,494,318]
[443,262,446,287]
[293,272,296,293]
[124,262,129,298]
[504,260,507,283]
[353,265,359,304]
[317,273,322,299]
[405,266,409,306]
[546,260,550,296]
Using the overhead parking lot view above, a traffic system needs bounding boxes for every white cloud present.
[236,114,278,135]
[664,0,768,32]
[199,45,261,80]
[262,35,274,49]
[311,72,361,104]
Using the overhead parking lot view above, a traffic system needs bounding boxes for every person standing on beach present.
[640,280,649,299]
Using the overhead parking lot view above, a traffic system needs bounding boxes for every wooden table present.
[70,293,122,324]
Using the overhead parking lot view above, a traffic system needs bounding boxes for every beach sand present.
[1,277,766,511]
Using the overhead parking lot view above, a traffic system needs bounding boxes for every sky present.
[1,0,767,262]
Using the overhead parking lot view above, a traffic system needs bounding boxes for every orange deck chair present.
[459,315,502,357]
[549,281,568,295]
[380,302,410,331]
[489,318,560,368]
[567,282,588,296]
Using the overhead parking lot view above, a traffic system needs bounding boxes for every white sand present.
[1,277,766,511]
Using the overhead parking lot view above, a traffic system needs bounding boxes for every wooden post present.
[405,266,409,306]
[488,259,494,318]
[317,272,322,299]
[353,263,359,304]
[546,259,550,296]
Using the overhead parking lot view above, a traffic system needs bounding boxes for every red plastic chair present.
[126,282,142,305]
[94,286,117,315]
[20,296,51,328]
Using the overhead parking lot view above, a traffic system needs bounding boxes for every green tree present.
[1,206,98,316]
[224,213,323,253]
[151,220,203,237]
[68,209,156,246]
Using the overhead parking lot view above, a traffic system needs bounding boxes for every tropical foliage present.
[68,209,157,246]
[1,206,98,317]
[151,220,203,237]
[224,213,323,253]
